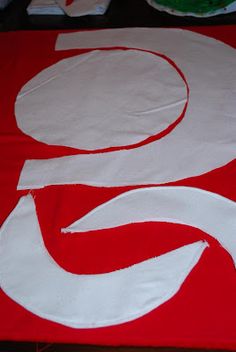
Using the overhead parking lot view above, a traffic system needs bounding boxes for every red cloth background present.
[0,26,235,349]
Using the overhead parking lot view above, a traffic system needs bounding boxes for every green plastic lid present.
[152,0,234,13]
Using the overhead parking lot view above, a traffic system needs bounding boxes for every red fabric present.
[66,0,74,6]
[0,26,235,349]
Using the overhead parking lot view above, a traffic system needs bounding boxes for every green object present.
[153,0,235,14]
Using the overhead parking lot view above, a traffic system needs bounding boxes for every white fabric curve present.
[63,186,236,267]
[18,28,236,189]
[0,195,207,328]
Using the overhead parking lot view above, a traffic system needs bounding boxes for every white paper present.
[27,0,64,15]
[56,0,111,17]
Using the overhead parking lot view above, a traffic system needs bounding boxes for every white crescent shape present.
[18,28,236,189]
[0,195,207,328]
[63,186,236,267]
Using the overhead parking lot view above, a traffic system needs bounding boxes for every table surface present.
[0,1,235,351]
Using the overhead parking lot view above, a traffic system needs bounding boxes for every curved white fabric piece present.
[18,28,236,189]
[15,49,187,151]
[63,186,236,267]
[0,195,207,328]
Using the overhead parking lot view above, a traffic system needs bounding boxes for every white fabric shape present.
[63,186,236,268]
[15,49,187,151]
[18,28,236,189]
[0,194,207,328]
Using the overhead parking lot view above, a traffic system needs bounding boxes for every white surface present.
[27,0,64,15]
[0,195,207,328]
[15,49,187,151]
[56,0,111,16]
[18,28,236,189]
[63,186,236,267]
[27,0,111,15]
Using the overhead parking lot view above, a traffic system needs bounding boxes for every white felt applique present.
[15,49,187,151]
[63,186,236,267]
[18,28,236,189]
[0,195,207,328]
